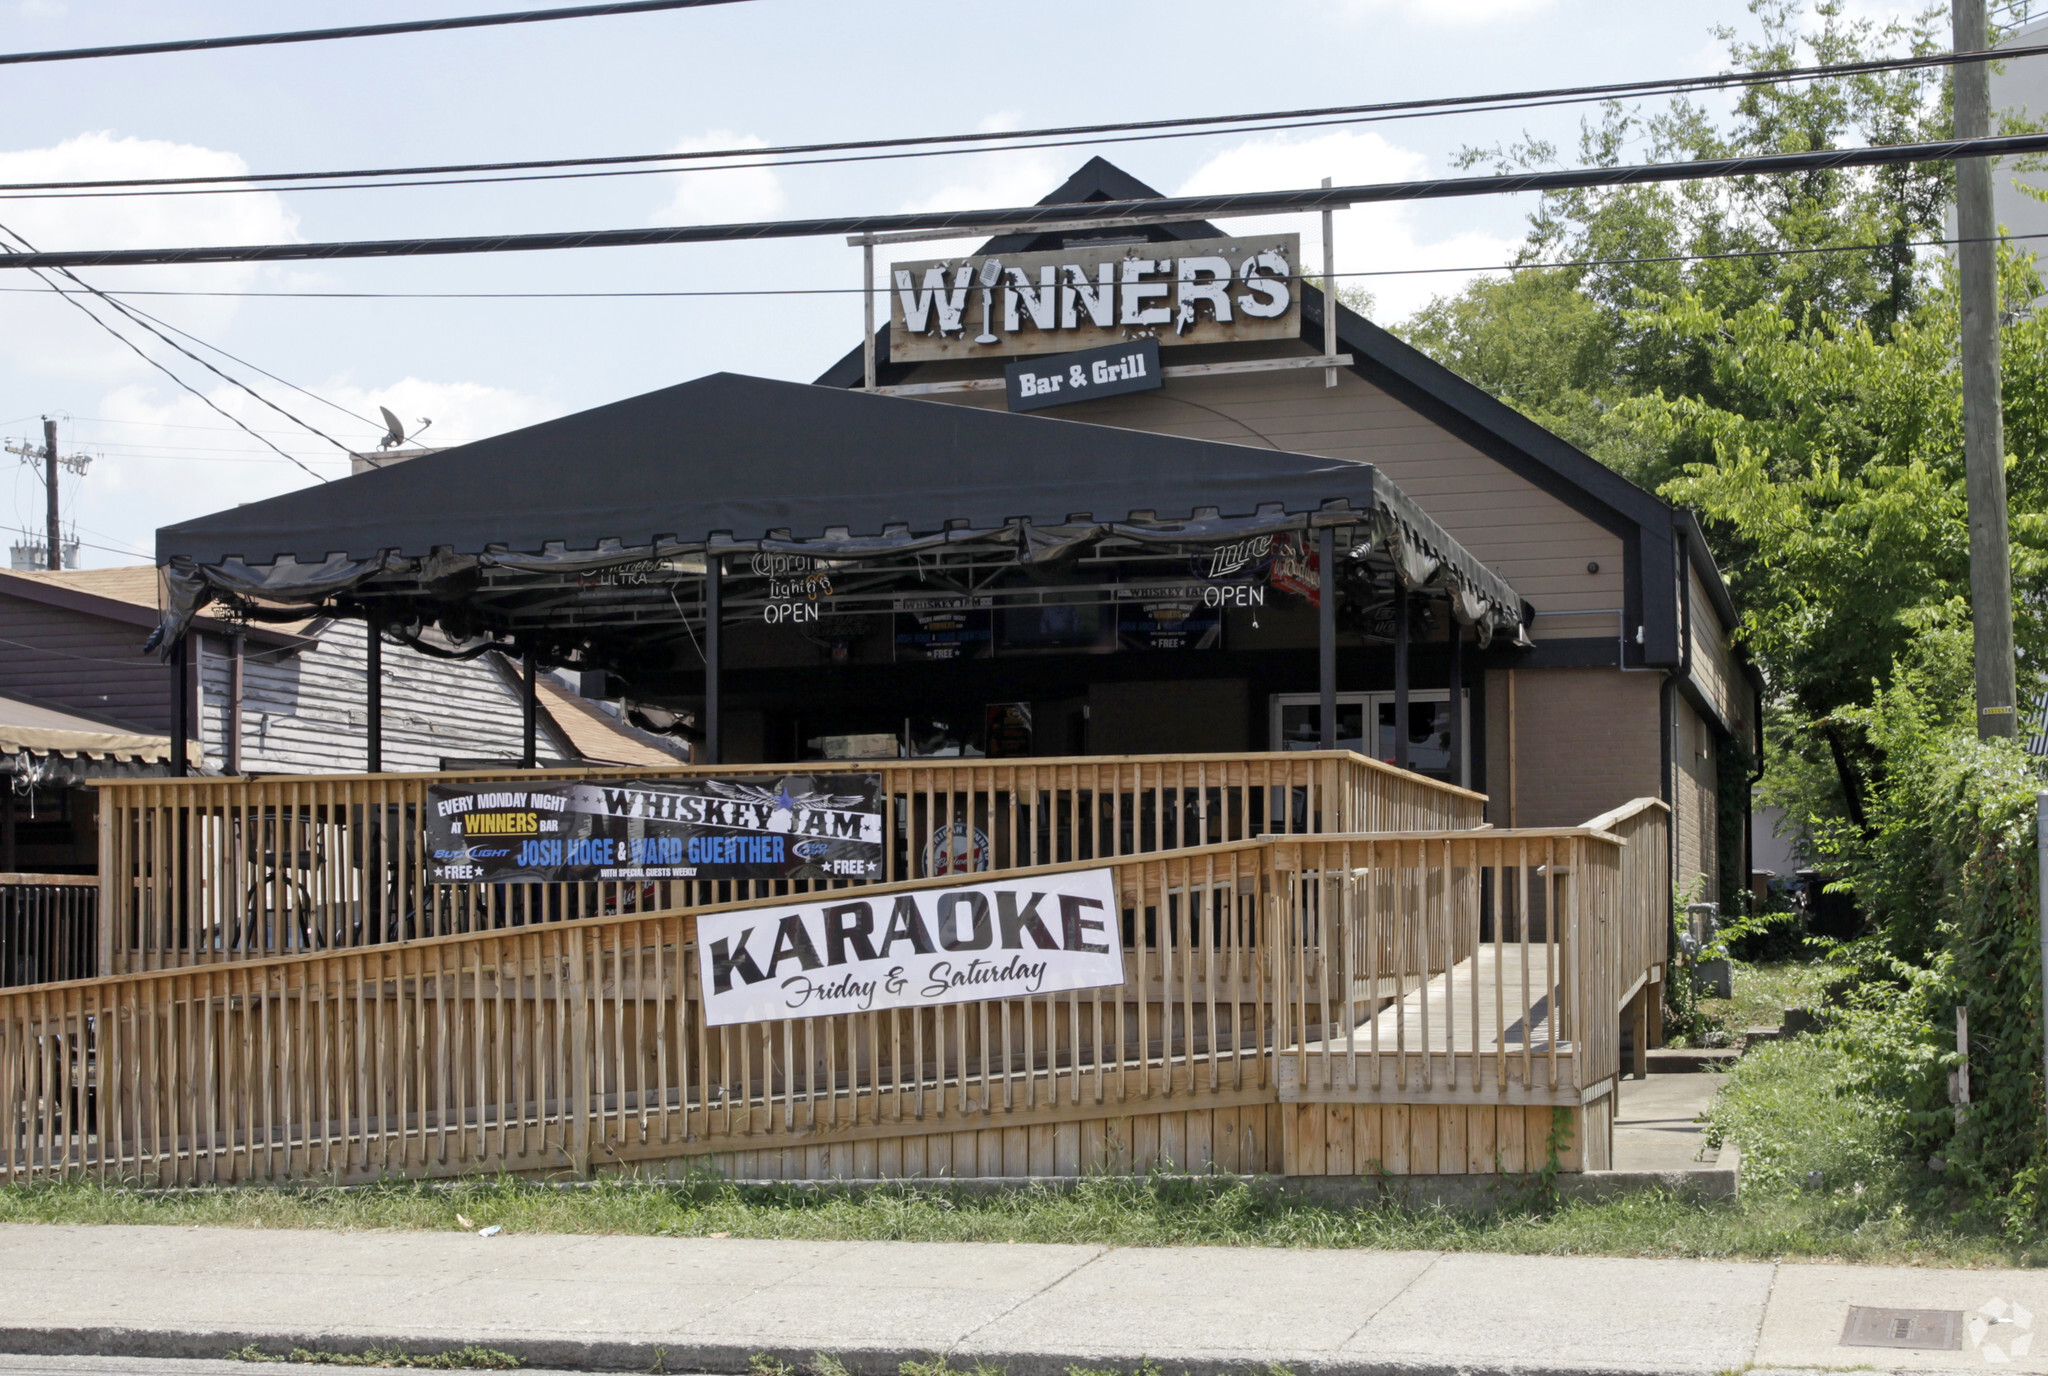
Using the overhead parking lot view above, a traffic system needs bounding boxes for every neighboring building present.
[0,687,187,874]
[1985,19,2048,257]
[0,567,686,778]
[815,159,1757,902]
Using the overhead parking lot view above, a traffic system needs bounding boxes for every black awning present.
[153,372,1527,650]
[161,373,1385,564]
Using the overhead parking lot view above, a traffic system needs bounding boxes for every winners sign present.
[697,869,1124,1026]
[890,234,1299,363]
[426,776,883,885]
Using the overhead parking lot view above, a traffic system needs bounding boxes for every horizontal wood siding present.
[1687,562,1743,731]
[0,592,172,733]
[197,622,569,775]
[924,359,1626,637]
[1674,698,1718,902]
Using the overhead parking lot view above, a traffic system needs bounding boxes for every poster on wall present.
[696,867,1125,1026]
[425,776,884,885]
[1115,584,1223,651]
[894,596,993,661]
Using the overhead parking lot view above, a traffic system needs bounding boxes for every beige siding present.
[1481,666,1663,827]
[1673,696,1719,902]
[922,353,1625,638]
[1687,562,1743,730]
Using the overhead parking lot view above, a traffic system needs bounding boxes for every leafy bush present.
[1803,629,2048,1229]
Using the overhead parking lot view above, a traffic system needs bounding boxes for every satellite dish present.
[376,407,406,450]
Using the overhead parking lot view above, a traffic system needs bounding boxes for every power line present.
[107,301,381,429]
[7,131,2045,272]
[0,1,757,67]
[3,227,2039,303]
[0,39,2009,198]
[0,222,340,480]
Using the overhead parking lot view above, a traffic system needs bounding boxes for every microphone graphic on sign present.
[975,258,1003,345]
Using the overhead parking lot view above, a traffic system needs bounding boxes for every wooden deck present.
[2,773,1670,1185]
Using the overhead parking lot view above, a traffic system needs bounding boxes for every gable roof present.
[0,567,312,647]
[535,676,689,768]
[813,156,1736,665]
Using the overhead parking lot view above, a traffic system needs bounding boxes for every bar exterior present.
[821,158,1756,908]
[0,157,1749,1188]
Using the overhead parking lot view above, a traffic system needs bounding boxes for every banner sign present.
[889,234,1299,362]
[1115,584,1224,651]
[696,868,1125,1026]
[426,776,884,884]
[1005,338,1160,412]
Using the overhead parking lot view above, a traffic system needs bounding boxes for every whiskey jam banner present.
[426,775,883,885]
[697,868,1124,1026]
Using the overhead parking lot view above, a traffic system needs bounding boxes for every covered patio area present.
[150,372,1528,783]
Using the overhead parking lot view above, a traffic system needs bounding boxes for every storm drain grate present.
[1841,1306,1964,1350]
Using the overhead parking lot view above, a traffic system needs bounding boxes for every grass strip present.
[1,1171,2036,1267]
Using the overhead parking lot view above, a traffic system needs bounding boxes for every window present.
[1269,690,1469,788]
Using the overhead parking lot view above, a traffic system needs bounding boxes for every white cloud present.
[1341,0,1560,26]
[885,149,1070,271]
[651,131,785,226]
[18,0,66,17]
[0,132,299,383]
[1174,128,1521,324]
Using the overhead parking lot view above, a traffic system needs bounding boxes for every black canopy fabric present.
[154,372,1527,647]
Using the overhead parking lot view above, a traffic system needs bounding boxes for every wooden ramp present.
[1276,943,1604,1107]
[1350,945,1571,1059]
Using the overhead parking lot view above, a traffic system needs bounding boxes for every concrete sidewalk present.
[3,1224,2044,1376]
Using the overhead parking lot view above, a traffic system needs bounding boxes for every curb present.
[0,1326,1735,1376]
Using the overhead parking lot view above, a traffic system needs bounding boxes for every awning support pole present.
[170,638,189,778]
[1318,525,1337,751]
[227,631,245,775]
[1394,583,1411,771]
[862,237,877,391]
[521,649,538,769]
[704,556,722,765]
[1322,177,1338,388]
[1447,620,1463,788]
[366,618,383,774]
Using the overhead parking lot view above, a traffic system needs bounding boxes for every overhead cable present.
[7,131,2046,271]
[0,40,2035,199]
[0,1,755,67]
[0,222,341,479]
[4,228,2040,303]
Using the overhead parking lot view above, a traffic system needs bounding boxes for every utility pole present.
[1956,0,2020,738]
[42,418,59,571]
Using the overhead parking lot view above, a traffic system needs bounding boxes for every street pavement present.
[2,1223,2044,1376]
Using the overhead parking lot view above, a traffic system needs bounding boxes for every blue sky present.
[0,0,1903,565]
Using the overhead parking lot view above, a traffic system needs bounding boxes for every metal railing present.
[1,875,96,990]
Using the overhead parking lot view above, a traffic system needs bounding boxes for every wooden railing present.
[92,753,1483,976]
[5,843,1278,1185]
[1269,830,1623,1105]
[1,875,96,990]
[0,810,1665,1187]
[1582,797,1672,1002]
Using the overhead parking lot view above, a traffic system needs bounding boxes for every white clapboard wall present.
[194,619,572,775]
